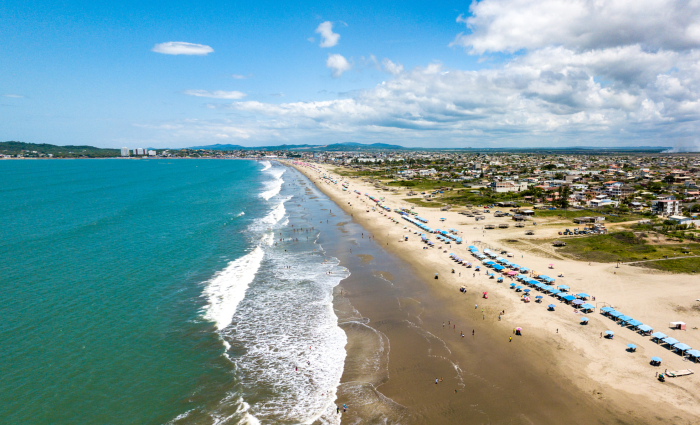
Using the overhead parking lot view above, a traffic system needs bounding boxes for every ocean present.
[0,159,348,424]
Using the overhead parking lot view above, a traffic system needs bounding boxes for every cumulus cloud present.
[452,0,700,54]
[152,42,214,55]
[382,58,404,75]
[182,90,247,99]
[326,54,351,77]
[138,1,700,148]
[315,21,340,48]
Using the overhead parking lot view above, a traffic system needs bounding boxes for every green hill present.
[1,141,120,158]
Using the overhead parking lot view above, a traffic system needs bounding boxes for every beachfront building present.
[121,147,130,157]
[490,180,528,193]
[652,199,680,216]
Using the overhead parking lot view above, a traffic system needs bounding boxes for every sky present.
[2,0,700,149]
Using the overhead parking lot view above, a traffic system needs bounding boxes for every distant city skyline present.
[2,0,700,150]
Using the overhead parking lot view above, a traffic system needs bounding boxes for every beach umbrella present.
[605,330,614,336]
[651,356,662,363]
[548,304,556,308]
[580,317,588,323]
[509,283,516,287]
[535,295,543,299]
[524,289,531,293]
[627,344,637,351]
[524,297,530,301]
[516,327,522,331]
[483,291,487,295]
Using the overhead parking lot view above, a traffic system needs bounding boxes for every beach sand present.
[288,161,700,424]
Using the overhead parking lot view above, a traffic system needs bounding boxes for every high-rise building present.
[135,148,145,155]
[121,147,130,157]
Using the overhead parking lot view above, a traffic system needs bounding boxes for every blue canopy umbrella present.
[523,288,531,293]
[581,303,595,310]
[516,285,523,290]
[600,306,614,313]
[638,324,653,332]
[651,356,662,364]
[563,295,576,302]
[580,317,589,323]
[535,295,543,299]
[651,332,667,341]
[510,283,516,287]
[663,337,679,346]
[627,343,637,350]
[605,330,614,336]
[576,293,590,299]
[687,350,700,358]
[673,343,692,352]
[548,304,556,309]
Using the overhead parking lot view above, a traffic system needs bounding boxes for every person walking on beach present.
[509,336,512,342]
[472,329,475,336]
[475,304,477,309]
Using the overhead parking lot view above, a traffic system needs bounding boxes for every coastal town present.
[287,157,700,422]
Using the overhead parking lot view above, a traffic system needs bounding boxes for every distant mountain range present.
[189,142,407,151]
[188,143,671,153]
[2,141,674,156]
[0,141,119,157]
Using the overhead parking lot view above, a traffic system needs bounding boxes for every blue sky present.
[2,0,700,149]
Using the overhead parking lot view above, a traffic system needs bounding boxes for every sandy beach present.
[287,160,700,424]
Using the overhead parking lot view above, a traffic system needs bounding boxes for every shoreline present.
[285,160,700,424]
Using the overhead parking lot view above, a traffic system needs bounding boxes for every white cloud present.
[2,94,24,98]
[182,90,247,99]
[231,74,248,79]
[136,1,700,148]
[382,58,404,75]
[315,21,340,48]
[307,37,315,43]
[452,0,700,54]
[152,42,214,55]
[326,54,351,77]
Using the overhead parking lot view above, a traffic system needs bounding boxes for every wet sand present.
[288,162,696,425]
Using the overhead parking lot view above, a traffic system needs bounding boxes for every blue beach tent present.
[651,332,667,341]
[662,337,679,346]
[673,343,692,353]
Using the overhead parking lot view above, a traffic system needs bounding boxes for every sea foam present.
[260,167,285,201]
[202,246,265,330]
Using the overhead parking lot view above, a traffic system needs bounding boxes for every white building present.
[121,147,130,157]
[652,199,680,216]
[491,180,528,193]
[419,168,437,177]
[148,150,156,156]
[134,148,145,155]
[668,215,691,225]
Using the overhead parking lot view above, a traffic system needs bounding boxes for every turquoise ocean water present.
[0,159,347,425]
